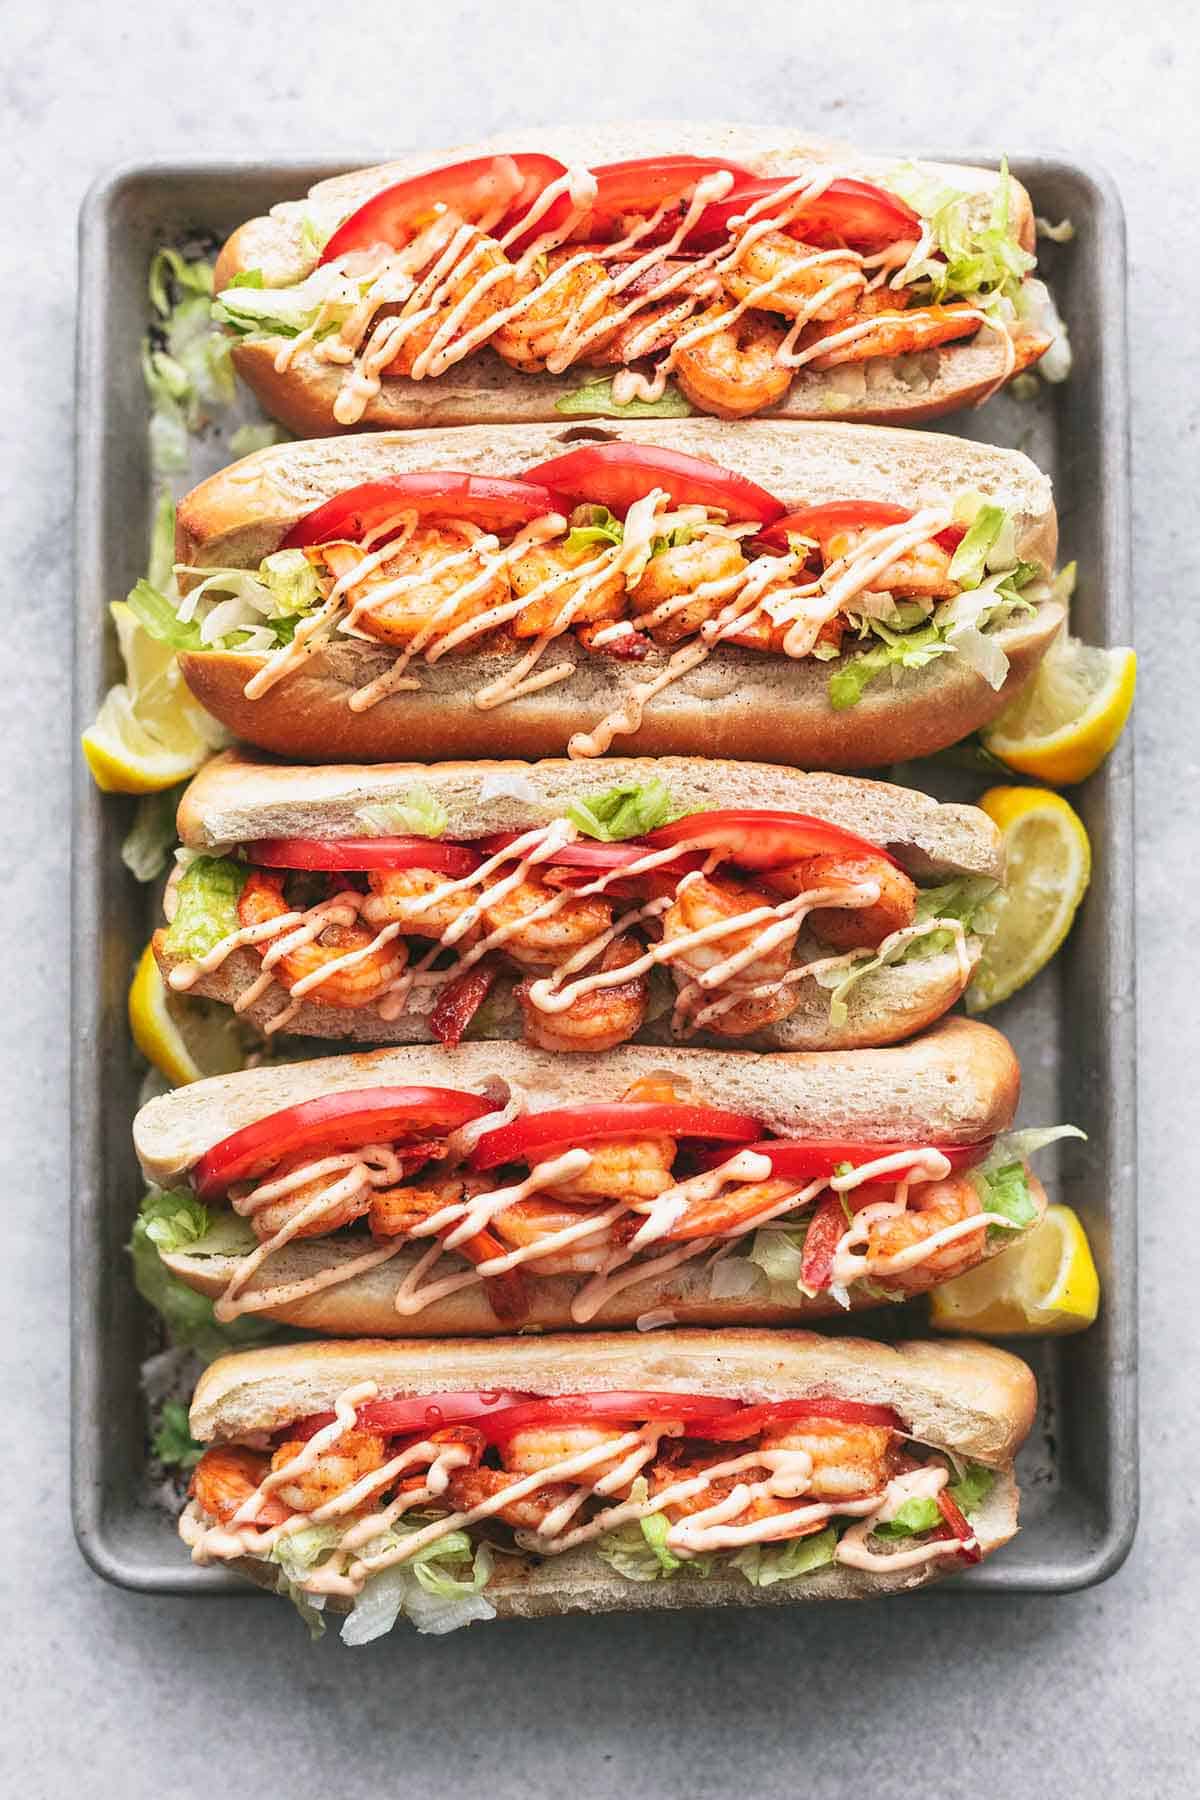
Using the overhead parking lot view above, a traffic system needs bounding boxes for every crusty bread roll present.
[214,123,1039,434]
[139,1019,1035,1333]
[187,1328,1036,1609]
[175,420,1060,768]
[155,753,1001,1052]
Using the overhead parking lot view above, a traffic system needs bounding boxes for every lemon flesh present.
[966,786,1091,1012]
[128,942,244,1086]
[929,1204,1100,1334]
[983,633,1136,785]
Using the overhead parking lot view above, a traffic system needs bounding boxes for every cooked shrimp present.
[763,853,917,951]
[348,522,511,649]
[631,533,748,644]
[369,1173,494,1240]
[815,522,958,601]
[268,1428,389,1514]
[482,874,614,970]
[443,1464,578,1529]
[662,873,795,988]
[724,230,862,321]
[239,1159,375,1243]
[663,1177,802,1241]
[190,1446,290,1526]
[673,307,792,419]
[758,1419,895,1500]
[498,1423,636,1490]
[552,1119,677,1202]
[237,871,407,1008]
[517,936,649,1053]
[363,866,482,943]
[491,249,617,371]
[803,300,982,369]
[509,538,627,639]
[864,1175,984,1291]
[382,229,517,377]
[722,607,846,657]
[488,1197,615,1274]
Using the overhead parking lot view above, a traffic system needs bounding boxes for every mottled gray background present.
[4,2,1195,1792]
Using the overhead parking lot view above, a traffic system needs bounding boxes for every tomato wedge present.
[686,175,921,254]
[469,1101,761,1173]
[688,1396,905,1440]
[936,1488,983,1562]
[319,153,568,263]
[642,809,900,871]
[283,1389,536,1443]
[524,444,784,527]
[759,502,967,557]
[476,1391,741,1441]
[194,1087,498,1199]
[570,155,756,239]
[246,836,481,877]
[281,473,569,549]
[697,1139,995,1181]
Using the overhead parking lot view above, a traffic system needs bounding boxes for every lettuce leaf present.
[554,377,693,419]
[162,855,247,960]
[729,1526,837,1586]
[872,1464,995,1540]
[138,1187,213,1253]
[129,1210,277,1363]
[122,784,186,883]
[828,623,953,711]
[564,505,624,555]
[229,423,290,456]
[948,503,1008,589]
[355,788,449,839]
[970,1125,1085,1239]
[125,579,204,652]
[566,779,681,840]
[152,1399,203,1470]
[884,161,1035,305]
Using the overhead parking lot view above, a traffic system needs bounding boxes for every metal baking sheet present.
[71,152,1135,1597]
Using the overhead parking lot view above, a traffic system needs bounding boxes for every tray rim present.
[70,147,1137,1601]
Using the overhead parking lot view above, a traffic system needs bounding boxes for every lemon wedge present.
[982,631,1136,785]
[965,786,1091,1012]
[82,601,227,795]
[928,1203,1100,1334]
[128,942,245,1086]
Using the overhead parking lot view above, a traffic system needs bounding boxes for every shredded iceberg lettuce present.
[122,783,186,882]
[163,855,247,960]
[129,1204,277,1363]
[872,1464,994,1539]
[554,377,693,419]
[151,1399,203,1470]
[265,1515,495,1644]
[564,506,625,555]
[884,160,1035,306]
[355,788,449,839]
[566,778,683,841]
[595,1481,838,1589]
[970,1125,1086,1239]
[143,249,234,474]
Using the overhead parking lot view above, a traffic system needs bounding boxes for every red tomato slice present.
[477,1391,741,1442]
[246,836,481,876]
[281,473,568,549]
[688,1396,905,1440]
[642,809,899,871]
[469,1101,761,1173]
[686,175,920,254]
[283,1389,536,1443]
[194,1087,498,1199]
[697,1139,995,1181]
[319,153,568,263]
[524,443,784,526]
[760,502,966,556]
[936,1488,983,1562]
[571,155,756,239]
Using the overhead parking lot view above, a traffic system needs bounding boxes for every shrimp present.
[238,1158,376,1243]
[864,1174,985,1292]
[509,538,627,639]
[489,1198,617,1274]
[802,300,982,369]
[491,249,617,371]
[815,521,958,601]
[443,1464,578,1529]
[498,1423,637,1491]
[550,1080,678,1201]
[663,1177,803,1241]
[237,871,408,1009]
[189,1445,291,1526]
[382,228,517,376]
[482,873,614,970]
[268,1428,388,1514]
[662,873,795,989]
[724,230,862,321]
[362,867,482,943]
[673,307,792,419]
[757,1419,896,1500]
[721,607,847,658]
[631,533,749,644]
[517,935,649,1053]
[347,522,511,649]
[763,853,918,951]
[369,1175,528,1323]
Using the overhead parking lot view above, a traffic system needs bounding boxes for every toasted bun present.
[215,123,1037,432]
[174,419,1058,767]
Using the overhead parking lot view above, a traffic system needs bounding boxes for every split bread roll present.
[215,122,1040,434]
[138,1019,1038,1334]
[175,419,1062,769]
[154,752,1004,1053]
[186,1328,1037,1611]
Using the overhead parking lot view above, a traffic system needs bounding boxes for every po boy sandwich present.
[213,123,1060,433]
[179,1329,1037,1638]
[134,1019,1076,1334]
[164,420,1062,768]
[153,752,1006,1053]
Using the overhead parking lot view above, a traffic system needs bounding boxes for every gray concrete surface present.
[3,2,1195,1793]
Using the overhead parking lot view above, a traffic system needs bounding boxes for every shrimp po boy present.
[180,1329,1037,1638]
[133,1019,1072,1334]
[162,421,1062,769]
[213,123,1059,433]
[153,752,1005,1054]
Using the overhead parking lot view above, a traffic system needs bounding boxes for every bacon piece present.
[430,957,502,1047]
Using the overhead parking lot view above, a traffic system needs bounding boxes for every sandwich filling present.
[157,797,993,1044]
[181,1380,1000,1640]
[214,152,1054,423]
[140,1078,1063,1328]
[150,445,1051,749]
